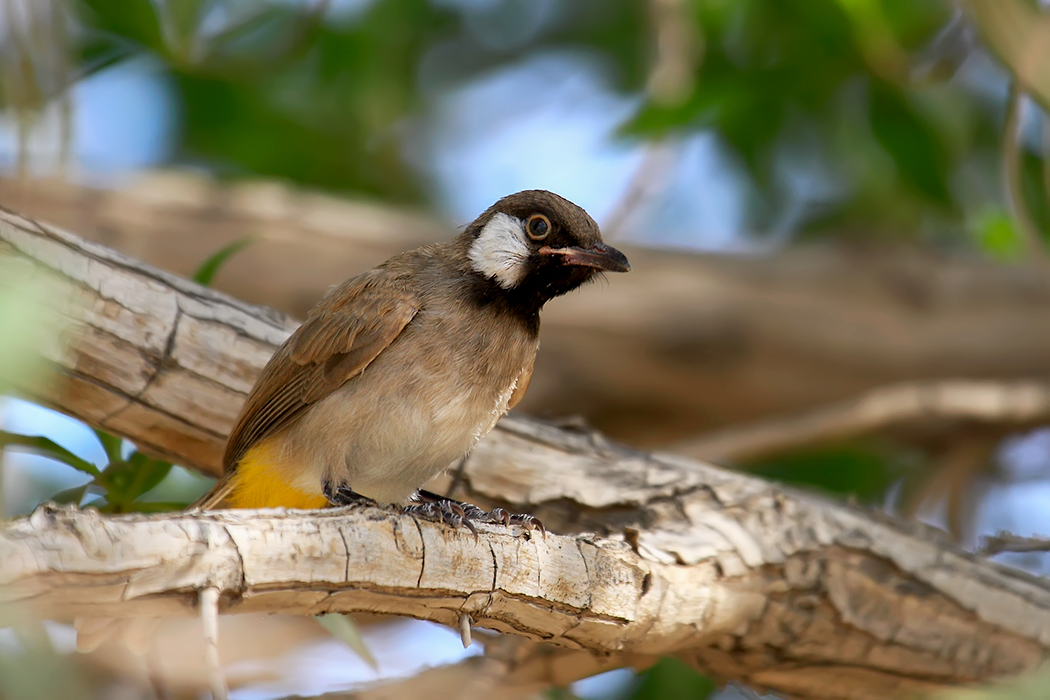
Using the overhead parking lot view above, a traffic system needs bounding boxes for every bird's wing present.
[223,267,420,471]
[507,352,534,410]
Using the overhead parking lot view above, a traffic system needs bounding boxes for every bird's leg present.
[323,480,376,508]
[404,489,544,538]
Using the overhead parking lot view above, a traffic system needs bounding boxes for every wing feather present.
[507,353,534,410]
[223,267,420,471]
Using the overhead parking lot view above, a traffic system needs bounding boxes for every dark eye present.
[526,214,551,240]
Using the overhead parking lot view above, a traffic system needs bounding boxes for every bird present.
[191,189,630,529]
[74,190,628,655]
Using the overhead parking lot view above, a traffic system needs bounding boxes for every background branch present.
[674,379,1050,462]
[4,175,1050,450]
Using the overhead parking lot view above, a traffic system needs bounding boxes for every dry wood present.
[5,175,1050,448]
[4,198,1050,699]
[673,379,1050,461]
[980,533,1050,556]
[4,419,1050,699]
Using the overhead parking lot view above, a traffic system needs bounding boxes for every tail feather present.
[188,474,237,511]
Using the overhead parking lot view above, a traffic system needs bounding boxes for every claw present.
[486,508,511,526]
[460,517,479,543]
[409,490,541,539]
[402,501,480,543]
[510,514,546,538]
[324,481,376,508]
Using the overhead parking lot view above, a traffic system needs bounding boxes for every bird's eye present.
[525,214,551,240]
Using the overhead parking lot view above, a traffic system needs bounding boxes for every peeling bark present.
[3,204,1050,700]
[3,422,1050,700]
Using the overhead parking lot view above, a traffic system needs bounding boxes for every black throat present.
[463,270,543,338]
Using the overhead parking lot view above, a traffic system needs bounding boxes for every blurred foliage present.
[972,208,1026,260]
[0,262,61,399]
[314,612,378,670]
[745,441,908,504]
[0,0,1009,246]
[40,0,1045,248]
[0,233,251,515]
[0,620,91,700]
[931,663,1050,700]
[626,657,716,700]
[0,427,177,512]
[66,0,648,200]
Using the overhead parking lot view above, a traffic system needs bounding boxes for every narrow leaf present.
[125,451,174,501]
[92,428,124,466]
[48,483,91,506]
[315,614,378,670]
[192,237,257,287]
[0,432,100,477]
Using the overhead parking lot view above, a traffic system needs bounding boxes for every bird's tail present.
[187,473,237,511]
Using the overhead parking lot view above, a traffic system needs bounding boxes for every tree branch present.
[5,175,1050,449]
[4,202,1050,699]
[5,430,1050,699]
[980,532,1050,556]
[673,379,1050,462]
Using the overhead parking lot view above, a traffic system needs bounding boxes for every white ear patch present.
[468,212,530,289]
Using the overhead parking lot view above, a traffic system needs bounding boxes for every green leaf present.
[628,657,715,700]
[192,236,256,287]
[124,451,174,501]
[0,432,101,477]
[746,442,902,503]
[315,614,378,670]
[92,428,124,466]
[125,501,192,513]
[973,209,1024,261]
[868,81,951,205]
[155,0,210,61]
[48,483,91,506]
[76,0,167,54]
[0,262,62,393]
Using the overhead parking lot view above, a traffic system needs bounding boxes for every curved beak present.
[539,242,631,273]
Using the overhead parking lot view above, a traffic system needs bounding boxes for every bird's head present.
[463,190,630,312]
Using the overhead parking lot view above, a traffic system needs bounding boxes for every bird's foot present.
[403,490,544,540]
[323,481,376,508]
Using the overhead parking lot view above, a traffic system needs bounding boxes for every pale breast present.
[283,295,538,503]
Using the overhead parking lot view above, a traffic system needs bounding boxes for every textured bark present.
[4,417,1050,700]
[4,198,1050,700]
[4,175,1050,448]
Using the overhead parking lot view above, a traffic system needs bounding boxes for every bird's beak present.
[539,242,631,273]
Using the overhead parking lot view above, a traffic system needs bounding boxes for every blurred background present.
[2,0,1050,698]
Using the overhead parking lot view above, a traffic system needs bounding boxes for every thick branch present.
[4,426,1050,699]
[5,175,1050,447]
[4,202,1050,699]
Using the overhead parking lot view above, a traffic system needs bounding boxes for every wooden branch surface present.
[5,175,1050,448]
[4,195,1050,699]
[5,418,1050,700]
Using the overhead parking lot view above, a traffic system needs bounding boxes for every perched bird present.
[193,189,629,528]
[74,190,628,654]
